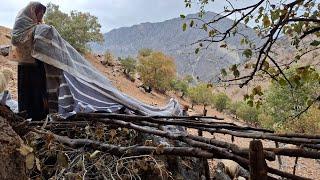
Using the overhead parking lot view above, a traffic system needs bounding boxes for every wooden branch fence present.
[1,105,319,180]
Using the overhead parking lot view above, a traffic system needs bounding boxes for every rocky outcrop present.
[0,45,11,57]
[0,115,27,180]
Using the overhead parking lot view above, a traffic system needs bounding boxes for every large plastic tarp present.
[12,2,182,117]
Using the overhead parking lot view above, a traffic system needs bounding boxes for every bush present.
[170,78,190,98]
[258,113,275,130]
[120,56,137,80]
[187,83,213,108]
[236,102,260,124]
[101,51,115,66]
[138,48,153,57]
[227,101,242,117]
[280,107,320,134]
[137,51,176,92]
[263,67,319,123]
[212,92,230,112]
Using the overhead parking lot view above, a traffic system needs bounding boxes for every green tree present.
[170,78,189,99]
[138,48,153,57]
[281,107,320,134]
[263,67,319,123]
[120,56,137,80]
[101,51,115,66]
[236,102,260,124]
[182,0,320,111]
[44,3,104,53]
[137,51,176,92]
[212,92,230,112]
[187,83,213,110]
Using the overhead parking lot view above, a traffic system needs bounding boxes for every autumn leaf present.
[109,129,117,139]
[182,23,187,31]
[263,15,271,27]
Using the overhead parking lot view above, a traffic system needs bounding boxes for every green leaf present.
[244,16,250,24]
[221,68,227,76]
[252,85,263,96]
[180,14,186,19]
[243,49,253,58]
[233,69,240,78]
[270,10,280,22]
[195,48,199,54]
[202,24,208,31]
[209,30,216,37]
[244,94,250,100]
[190,20,194,27]
[310,40,320,46]
[278,77,287,86]
[182,23,187,31]
[263,61,269,70]
[292,75,301,86]
[256,100,262,109]
[247,100,254,107]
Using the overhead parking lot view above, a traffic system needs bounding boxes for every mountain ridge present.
[90,11,261,81]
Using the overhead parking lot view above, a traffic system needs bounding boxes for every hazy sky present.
[0,0,237,32]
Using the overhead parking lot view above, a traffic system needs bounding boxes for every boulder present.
[0,115,27,180]
[0,45,11,57]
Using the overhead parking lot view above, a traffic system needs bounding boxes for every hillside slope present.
[91,12,261,81]
[1,26,320,179]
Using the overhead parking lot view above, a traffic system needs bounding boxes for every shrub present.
[137,51,176,92]
[258,113,275,130]
[263,67,319,123]
[212,92,230,112]
[236,102,260,124]
[187,83,213,109]
[170,78,190,98]
[138,48,153,57]
[120,56,137,80]
[227,101,242,118]
[280,107,320,134]
[101,51,115,66]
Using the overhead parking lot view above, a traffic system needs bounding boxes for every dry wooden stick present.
[268,166,310,180]
[34,129,215,158]
[75,113,273,133]
[263,148,320,159]
[201,128,320,145]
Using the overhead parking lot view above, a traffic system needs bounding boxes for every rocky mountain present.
[91,12,261,81]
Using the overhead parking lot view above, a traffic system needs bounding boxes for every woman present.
[12,2,48,120]
[13,2,181,119]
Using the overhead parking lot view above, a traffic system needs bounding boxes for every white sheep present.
[219,159,249,180]
[0,68,14,93]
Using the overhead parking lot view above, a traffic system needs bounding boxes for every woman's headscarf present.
[11,2,45,45]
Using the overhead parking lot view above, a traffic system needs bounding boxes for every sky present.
[0,0,234,32]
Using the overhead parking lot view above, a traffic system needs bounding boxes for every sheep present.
[217,159,249,180]
[0,68,14,93]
